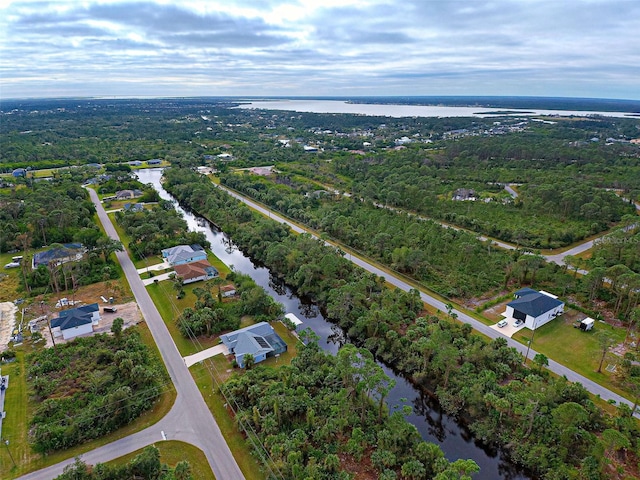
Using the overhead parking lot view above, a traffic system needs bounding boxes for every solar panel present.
[255,336,270,348]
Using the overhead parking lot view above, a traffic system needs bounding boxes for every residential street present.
[18,189,245,480]
[217,183,637,412]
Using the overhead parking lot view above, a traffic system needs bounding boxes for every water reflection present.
[136,168,530,480]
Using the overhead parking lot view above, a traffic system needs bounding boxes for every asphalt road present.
[18,189,245,480]
[217,183,637,412]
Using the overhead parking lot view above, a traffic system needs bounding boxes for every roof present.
[220,322,277,349]
[59,303,99,318]
[234,332,274,358]
[33,243,83,268]
[514,287,538,297]
[284,313,303,326]
[174,260,218,280]
[507,292,563,317]
[162,244,205,265]
[51,313,93,330]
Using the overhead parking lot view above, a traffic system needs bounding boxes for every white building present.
[503,288,564,330]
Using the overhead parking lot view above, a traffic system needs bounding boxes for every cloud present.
[1,0,639,99]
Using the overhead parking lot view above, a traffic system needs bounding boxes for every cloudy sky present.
[1,0,639,99]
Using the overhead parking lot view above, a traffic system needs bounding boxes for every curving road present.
[216,183,637,413]
[19,188,245,480]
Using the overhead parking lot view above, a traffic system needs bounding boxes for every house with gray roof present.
[161,244,207,266]
[503,290,564,330]
[220,322,287,368]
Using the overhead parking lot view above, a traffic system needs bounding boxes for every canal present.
[136,168,529,480]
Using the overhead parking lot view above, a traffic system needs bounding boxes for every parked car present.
[103,306,117,313]
[513,319,525,327]
[497,319,508,328]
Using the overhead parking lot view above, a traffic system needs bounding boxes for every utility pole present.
[524,317,538,364]
[3,438,16,468]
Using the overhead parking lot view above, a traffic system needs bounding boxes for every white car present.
[4,262,20,269]
[497,319,508,328]
[513,319,525,328]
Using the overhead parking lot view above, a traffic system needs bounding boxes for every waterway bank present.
[137,168,530,479]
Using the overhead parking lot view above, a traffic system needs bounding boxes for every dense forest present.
[27,329,166,453]
[224,340,479,479]
[221,171,510,298]
[114,203,208,260]
[164,166,640,479]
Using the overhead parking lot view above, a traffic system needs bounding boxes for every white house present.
[503,289,564,330]
[50,303,100,340]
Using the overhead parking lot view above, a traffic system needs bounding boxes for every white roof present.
[539,290,558,299]
[285,313,303,325]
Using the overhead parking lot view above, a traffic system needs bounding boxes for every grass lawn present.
[187,321,302,480]
[146,280,226,356]
[107,441,214,479]
[1,321,177,479]
[0,251,23,302]
[512,311,631,399]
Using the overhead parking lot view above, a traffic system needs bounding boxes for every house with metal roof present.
[51,303,100,340]
[503,290,564,330]
[220,322,287,368]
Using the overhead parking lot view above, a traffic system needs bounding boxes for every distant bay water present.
[236,99,637,119]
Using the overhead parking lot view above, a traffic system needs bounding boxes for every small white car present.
[513,319,525,328]
[497,319,508,328]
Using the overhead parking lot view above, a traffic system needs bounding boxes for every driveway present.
[141,271,174,286]
[490,320,526,338]
[184,344,229,367]
[136,260,171,274]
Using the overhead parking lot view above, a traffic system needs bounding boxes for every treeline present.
[115,204,208,260]
[329,150,634,248]
[225,341,479,479]
[163,166,640,479]
[55,445,191,480]
[221,172,510,298]
[0,178,97,252]
[28,329,166,453]
[176,272,283,338]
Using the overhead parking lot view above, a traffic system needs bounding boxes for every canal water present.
[136,168,529,480]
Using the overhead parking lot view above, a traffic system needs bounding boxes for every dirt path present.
[0,301,18,351]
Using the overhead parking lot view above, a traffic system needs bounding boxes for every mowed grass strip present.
[108,440,215,480]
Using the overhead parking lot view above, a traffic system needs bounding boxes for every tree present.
[111,317,124,339]
[532,353,549,374]
[243,353,255,369]
[595,331,616,373]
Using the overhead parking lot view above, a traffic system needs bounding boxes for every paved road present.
[216,183,637,412]
[19,189,245,480]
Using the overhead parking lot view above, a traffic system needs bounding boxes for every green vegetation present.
[225,339,479,479]
[115,204,208,260]
[222,172,510,298]
[54,445,193,480]
[27,330,167,454]
[164,166,640,479]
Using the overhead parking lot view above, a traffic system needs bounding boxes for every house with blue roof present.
[503,290,564,330]
[51,303,100,340]
[220,322,287,368]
